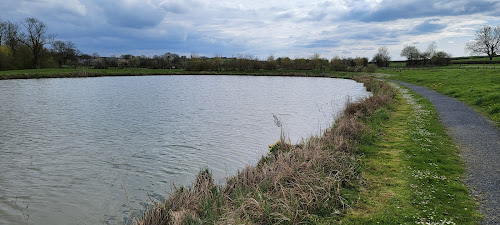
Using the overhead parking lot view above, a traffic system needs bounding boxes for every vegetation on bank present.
[135,76,396,224]
[382,68,500,127]
[135,76,479,224]
[0,66,484,223]
[0,67,358,80]
[341,84,480,224]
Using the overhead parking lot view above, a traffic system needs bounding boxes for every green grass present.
[452,56,500,62]
[0,67,355,80]
[380,68,500,127]
[340,84,481,224]
[388,62,406,68]
[448,64,500,68]
[0,68,186,79]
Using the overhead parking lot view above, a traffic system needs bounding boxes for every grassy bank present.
[2,68,480,223]
[135,76,480,224]
[135,76,396,224]
[0,68,353,80]
[341,83,480,224]
[381,68,500,127]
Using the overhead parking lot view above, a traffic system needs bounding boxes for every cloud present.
[303,39,340,48]
[159,1,190,14]
[410,18,447,34]
[275,11,295,20]
[1,0,498,59]
[348,0,500,22]
[341,50,352,55]
[349,33,377,40]
[99,0,166,28]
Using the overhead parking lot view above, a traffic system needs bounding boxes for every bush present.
[432,51,452,66]
[365,64,377,73]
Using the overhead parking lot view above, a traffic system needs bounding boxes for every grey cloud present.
[303,39,340,48]
[160,1,189,14]
[348,0,499,22]
[100,1,166,28]
[410,19,446,34]
[348,33,376,40]
[275,11,295,20]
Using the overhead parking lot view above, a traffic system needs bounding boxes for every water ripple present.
[0,75,369,224]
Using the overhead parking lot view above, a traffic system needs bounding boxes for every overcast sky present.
[2,0,500,60]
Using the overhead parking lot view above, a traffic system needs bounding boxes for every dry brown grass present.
[135,75,396,225]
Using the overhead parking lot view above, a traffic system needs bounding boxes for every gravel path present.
[393,81,500,225]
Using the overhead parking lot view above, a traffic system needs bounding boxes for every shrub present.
[365,64,377,73]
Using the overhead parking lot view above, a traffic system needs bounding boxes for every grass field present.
[0,67,355,80]
[381,68,500,127]
[452,56,500,62]
[0,68,185,79]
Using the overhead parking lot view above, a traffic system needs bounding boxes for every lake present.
[0,75,370,224]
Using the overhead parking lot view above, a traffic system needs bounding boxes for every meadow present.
[382,68,500,127]
[452,56,500,62]
[0,67,355,80]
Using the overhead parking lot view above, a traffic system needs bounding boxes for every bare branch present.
[465,25,500,60]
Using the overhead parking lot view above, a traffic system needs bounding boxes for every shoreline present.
[136,76,395,224]
[135,76,481,224]
[0,68,353,80]
[0,70,482,223]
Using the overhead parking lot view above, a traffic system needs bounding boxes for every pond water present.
[0,75,370,224]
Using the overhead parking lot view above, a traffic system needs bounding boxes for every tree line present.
[184,54,375,72]
[398,25,500,66]
[1,17,498,72]
[399,43,452,67]
[0,18,376,72]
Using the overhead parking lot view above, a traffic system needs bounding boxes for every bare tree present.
[51,40,80,67]
[372,46,391,67]
[0,20,5,45]
[401,46,420,66]
[426,42,437,58]
[465,25,500,60]
[4,21,20,51]
[18,18,55,69]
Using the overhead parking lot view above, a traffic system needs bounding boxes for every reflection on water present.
[0,75,369,224]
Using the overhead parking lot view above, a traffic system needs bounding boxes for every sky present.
[2,0,500,60]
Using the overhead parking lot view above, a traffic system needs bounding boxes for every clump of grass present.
[135,76,396,224]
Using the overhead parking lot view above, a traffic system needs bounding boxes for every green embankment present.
[135,77,480,224]
[340,84,480,224]
[0,68,353,80]
[381,68,500,127]
[0,68,481,223]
